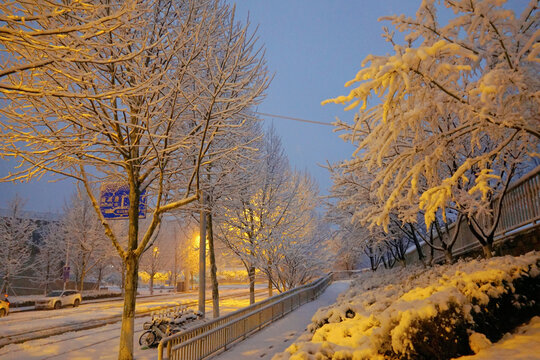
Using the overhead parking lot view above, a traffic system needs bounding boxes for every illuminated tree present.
[0,1,268,358]
[140,246,162,295]
[325,0,539,258]
[218,127,322,300]
[200,119,263,316]
[0,0,143,98]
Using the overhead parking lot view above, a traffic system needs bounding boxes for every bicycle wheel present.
[139,330,157,347]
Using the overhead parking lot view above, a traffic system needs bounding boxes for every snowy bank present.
[274,252,540,360]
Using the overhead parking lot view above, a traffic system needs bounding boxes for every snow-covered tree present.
[33,221,65,295]
[0,0,147,98]
[324,0,539,258]
[258,172,323,292]
[173,217,200,291]
[326,160,423,269]
[140,246,162,295]
[0,1,268,358]
[217,126,283,302]
[61,189,114,292]
[269,212,328,291]
[198,119,264,317]
[0,196,37,294]
[326,226,364,271]
[218,127,322,299]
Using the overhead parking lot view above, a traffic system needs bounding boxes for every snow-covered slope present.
[274,252,540,360]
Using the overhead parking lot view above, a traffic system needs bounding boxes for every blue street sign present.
[99,183,147,219]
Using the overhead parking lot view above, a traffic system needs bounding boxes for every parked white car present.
[35,290,82,310]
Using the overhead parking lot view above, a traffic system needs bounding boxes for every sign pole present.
[63,239,70,291]
[198,190,206,317]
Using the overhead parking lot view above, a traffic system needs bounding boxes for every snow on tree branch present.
[324,0,539,231]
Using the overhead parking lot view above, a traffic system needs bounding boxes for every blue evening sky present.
[0,1,525,213]
[227,0,416,193]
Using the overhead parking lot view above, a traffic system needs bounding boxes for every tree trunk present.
[440,241,454,265]
[45,257,50,295]
[149,272,154,295]
[381,255,388,269]
[118,252,138,360]
[207,212,219,318]
[1,274,9,295]
[444,249,454,264]
[482,243,494,258]
[79,270,86,293]
[78,257,87,292]
[267,273,273,297]
[248,265,255,305]
[121,265,125,296]
[409,224,426,267]
[117,178,141,360]
[96,267,103,291]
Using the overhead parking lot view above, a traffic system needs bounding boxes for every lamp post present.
[198,190,206,316]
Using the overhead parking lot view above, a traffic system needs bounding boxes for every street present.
[0,286,269,359]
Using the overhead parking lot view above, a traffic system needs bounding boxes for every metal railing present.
[496,166,540,237]
[331,269,369,280]
[158,275,331,360]
[406,166,540,263]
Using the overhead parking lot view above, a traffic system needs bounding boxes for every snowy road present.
[0,286,267,351]
[0,288,270,360]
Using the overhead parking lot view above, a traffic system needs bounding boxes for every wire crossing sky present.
[255,112,334,127]
[0,0,526,212]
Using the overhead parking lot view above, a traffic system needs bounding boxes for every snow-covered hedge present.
[274,252,540,360]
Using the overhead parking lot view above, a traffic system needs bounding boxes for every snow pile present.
[274,252,540,360]
[458,316,540,360]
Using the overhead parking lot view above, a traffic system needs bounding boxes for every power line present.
[255,111,334,127]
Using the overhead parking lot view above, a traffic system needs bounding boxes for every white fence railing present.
[157,275,332,360]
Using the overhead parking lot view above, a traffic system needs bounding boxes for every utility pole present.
[173,231,178,290]
[198,190,206,316]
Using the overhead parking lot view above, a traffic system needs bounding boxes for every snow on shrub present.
[274,252,540,360]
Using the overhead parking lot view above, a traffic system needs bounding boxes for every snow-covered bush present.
[275,252,540,360]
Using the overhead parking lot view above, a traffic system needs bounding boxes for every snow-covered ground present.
[0,284,267,348]
[273,251,540,360]
[213,281,351,360]
[457,316,540,360]
[2,255,539,360]
[0,287,270,359]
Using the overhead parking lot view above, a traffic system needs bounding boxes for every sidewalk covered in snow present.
[211,280,350,360]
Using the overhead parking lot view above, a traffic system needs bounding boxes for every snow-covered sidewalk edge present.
[212,281,351,360]
[274,251,540,360]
